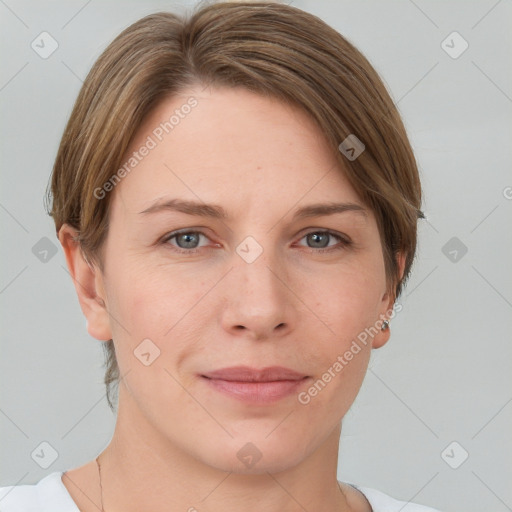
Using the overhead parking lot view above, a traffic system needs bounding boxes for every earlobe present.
[58,224,112,341]
[372,251,406,349]
[372,316,392,349]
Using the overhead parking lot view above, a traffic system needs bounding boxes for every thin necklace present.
[96,455,104,512]
[96,454,348,511]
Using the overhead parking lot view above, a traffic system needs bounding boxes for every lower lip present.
[202,376,308,404]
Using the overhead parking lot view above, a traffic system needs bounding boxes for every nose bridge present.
[235,237,286,306]
[221,235,293,337]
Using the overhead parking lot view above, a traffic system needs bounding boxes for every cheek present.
[106,260,218,376]
[299,257,385,340]
[296,299,372,420]
[110,258,207,333]
[292,258,383,405]
[106,264,206,413]
[294,344,371,443]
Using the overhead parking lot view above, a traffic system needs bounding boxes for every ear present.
[372,251,406,349]
[58,224,112,341]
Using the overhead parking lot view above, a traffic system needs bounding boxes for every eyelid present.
[160,227,351,254]
[297,227,350,242]
[294,228,351,251]
[159,230,209,254]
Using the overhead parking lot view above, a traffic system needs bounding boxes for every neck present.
[98,387,349,512]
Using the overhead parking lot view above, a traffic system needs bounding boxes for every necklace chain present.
[96,455,105,512]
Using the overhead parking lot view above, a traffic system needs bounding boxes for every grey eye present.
[175,232,201,249]
[306,232,331,248]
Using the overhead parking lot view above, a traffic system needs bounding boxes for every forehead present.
[111,86,363,217]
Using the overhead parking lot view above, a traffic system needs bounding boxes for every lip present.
[202,366,307,382]
[200,366,309,404]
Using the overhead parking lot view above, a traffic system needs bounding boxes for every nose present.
[220,246,295,341]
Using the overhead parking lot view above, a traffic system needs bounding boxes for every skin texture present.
[59,86,404,512]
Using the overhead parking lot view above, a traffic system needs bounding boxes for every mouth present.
[200,366,310,404]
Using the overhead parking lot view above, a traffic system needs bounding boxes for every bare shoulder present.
[338,481,373,512]
[61,460,100,512]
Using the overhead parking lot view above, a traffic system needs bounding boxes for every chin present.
[193,431,314,475]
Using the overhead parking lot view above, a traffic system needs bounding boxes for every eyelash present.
[160,229,351,255]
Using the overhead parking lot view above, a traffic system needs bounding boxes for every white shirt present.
[0,472,441,511]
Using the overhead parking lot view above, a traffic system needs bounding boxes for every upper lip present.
[201,366,307,382]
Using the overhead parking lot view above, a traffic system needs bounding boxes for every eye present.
[160,228,351,255]
[297,230,351,252]
[162,230,211,253]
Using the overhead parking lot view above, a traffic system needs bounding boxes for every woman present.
[0,1,441,510]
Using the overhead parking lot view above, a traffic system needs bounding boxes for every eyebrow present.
[138,198,368,221]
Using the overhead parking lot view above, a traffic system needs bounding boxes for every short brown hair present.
[46,1,424,412]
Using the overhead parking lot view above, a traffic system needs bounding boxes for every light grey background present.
[1,1,511,511]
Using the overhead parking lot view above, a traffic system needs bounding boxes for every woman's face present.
[90,86,397,473]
